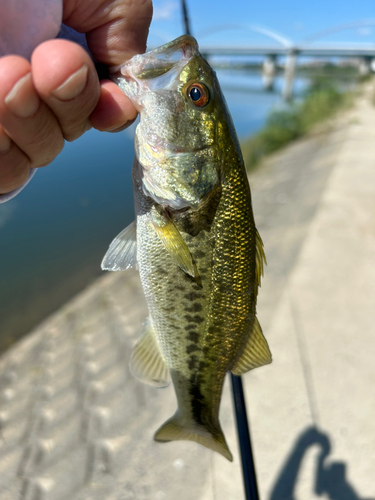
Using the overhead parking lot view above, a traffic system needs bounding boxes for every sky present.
[150,0,375,47]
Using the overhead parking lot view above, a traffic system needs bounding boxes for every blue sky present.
[150,0,375,47]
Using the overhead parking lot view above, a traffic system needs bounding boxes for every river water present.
[0,70,308,351]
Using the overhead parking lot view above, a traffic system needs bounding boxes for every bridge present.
[187,21,375,100]
[200,44,375,58]
[200,43,375,99]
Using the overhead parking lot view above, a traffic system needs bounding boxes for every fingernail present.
[51,65,89,101]
[4,73,40,118]
[0,130,11,153]
[107,120,135,133]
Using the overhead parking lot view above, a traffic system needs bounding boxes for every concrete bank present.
[1,83,374,499]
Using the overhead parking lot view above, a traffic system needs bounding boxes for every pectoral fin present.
[152,219,197,278]
[130,320,171,388]
[231,317,272,375]
[101,221,137,271]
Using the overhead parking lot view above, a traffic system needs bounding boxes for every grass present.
[241,77,352,171]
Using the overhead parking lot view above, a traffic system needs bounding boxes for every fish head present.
[113,36,234,209]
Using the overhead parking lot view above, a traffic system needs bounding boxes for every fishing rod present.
[179,3,260,497]
[231,374,260,500]
[181,0,192,36]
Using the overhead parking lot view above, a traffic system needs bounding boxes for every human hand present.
[0,0,153,195]
[297,426,331,456]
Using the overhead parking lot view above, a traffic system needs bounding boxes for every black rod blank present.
[181,0,192,35]
[230,374,260,500]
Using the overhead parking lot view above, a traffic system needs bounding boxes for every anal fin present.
[231,317,272,375]
[130,320,171,388]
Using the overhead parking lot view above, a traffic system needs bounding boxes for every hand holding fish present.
[0,0,153,195]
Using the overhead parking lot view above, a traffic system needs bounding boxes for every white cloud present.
[153,0,179,20]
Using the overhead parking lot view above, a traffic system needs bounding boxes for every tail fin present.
[154,413,233,461]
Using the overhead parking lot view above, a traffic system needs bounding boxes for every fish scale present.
[102,35,271,461]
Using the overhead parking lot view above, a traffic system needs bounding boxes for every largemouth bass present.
[102,35,271,461]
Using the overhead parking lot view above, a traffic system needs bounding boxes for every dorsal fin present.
[101,221,137,271]
[255,228,267,300]
[231,317,272,375]
[130,320,171,388]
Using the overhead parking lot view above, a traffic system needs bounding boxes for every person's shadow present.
[269,426,374,500]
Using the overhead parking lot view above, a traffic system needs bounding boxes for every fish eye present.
[187,83,210,108]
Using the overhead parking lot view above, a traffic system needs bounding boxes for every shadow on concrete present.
[269,426,374,500]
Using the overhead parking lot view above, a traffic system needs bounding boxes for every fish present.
[102,35,271,462]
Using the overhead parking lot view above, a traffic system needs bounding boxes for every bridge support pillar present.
[359,57,372,77]
[282,50,297,101]
[262,55,277,91]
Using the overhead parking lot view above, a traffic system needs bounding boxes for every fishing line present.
[289,292,321,428]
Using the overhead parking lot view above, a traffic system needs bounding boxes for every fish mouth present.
[144,35,198,59]
[127,35,199,80]
[111,35,200,107]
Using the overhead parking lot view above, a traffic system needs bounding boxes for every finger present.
[0,56,64,188]
[0,125,31,194]
[32,39,100,141]
[63,0,153,65]
[90,80,137,131]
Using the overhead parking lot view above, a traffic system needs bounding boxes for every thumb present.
[63,0,153,66]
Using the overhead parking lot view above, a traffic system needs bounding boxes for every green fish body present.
[102,36,271,461]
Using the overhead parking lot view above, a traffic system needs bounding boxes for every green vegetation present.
[241,78,352,170]
[297,64,359,80]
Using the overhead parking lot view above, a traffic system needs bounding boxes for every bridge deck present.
[201,45,375,57]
